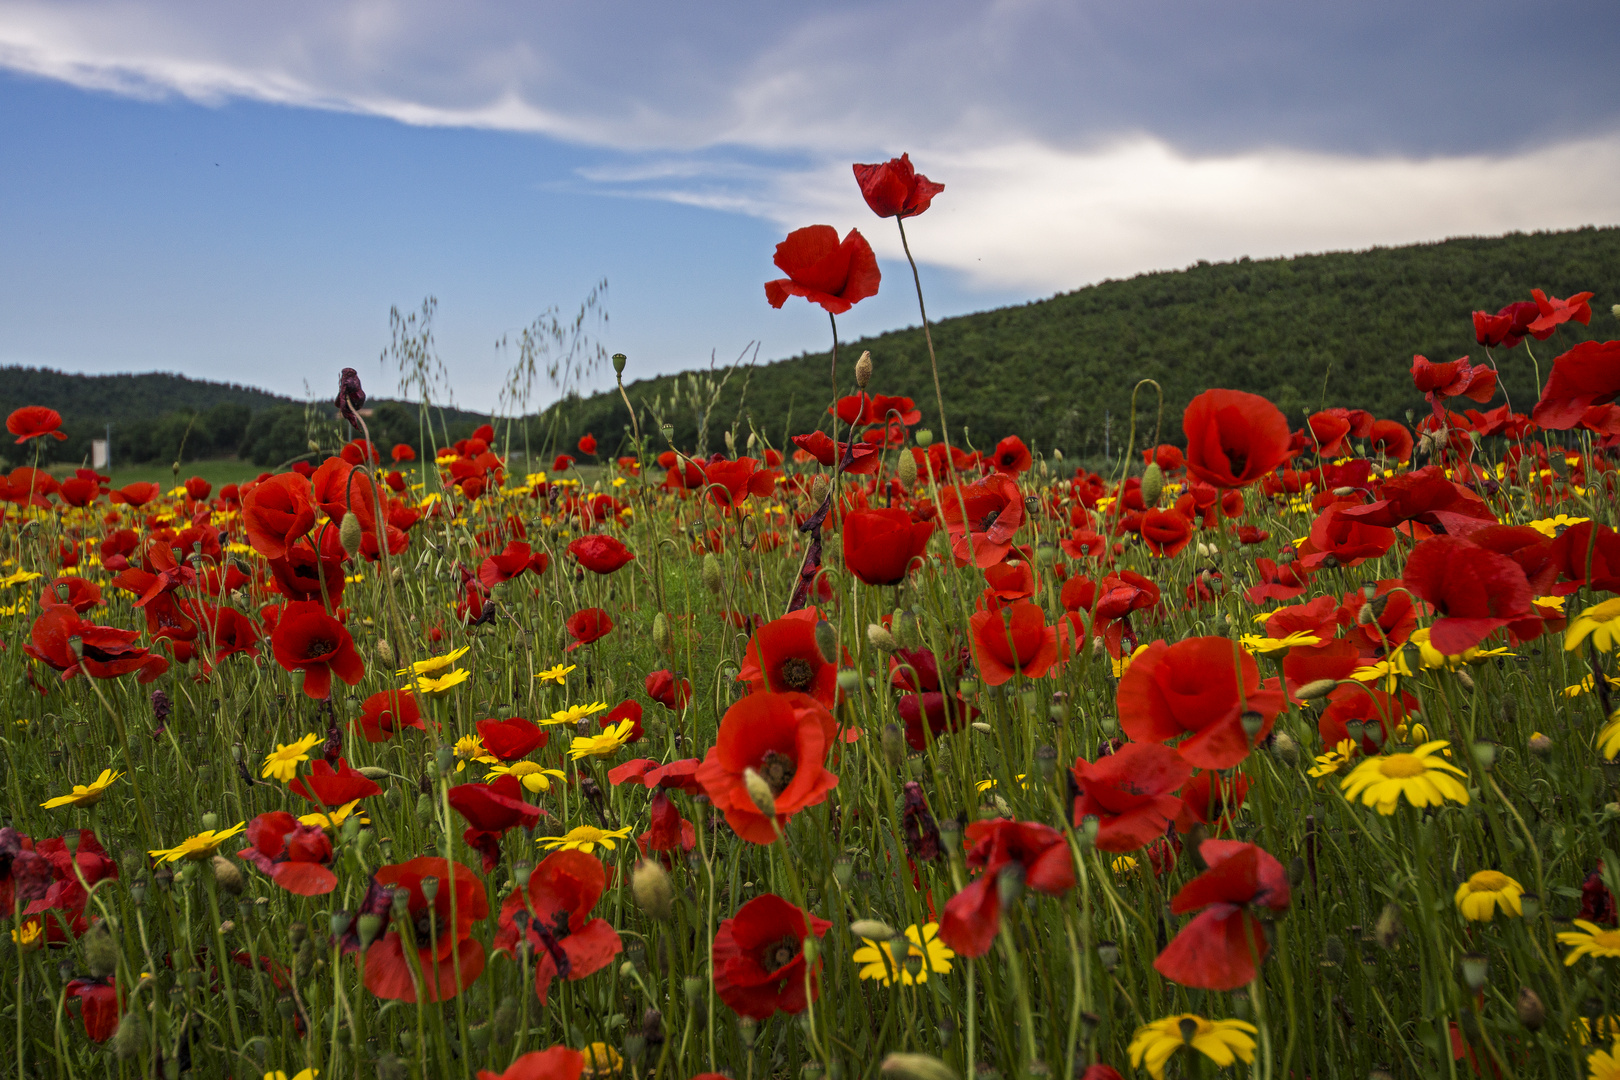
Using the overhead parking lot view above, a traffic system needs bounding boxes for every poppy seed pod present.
[612,352,627,376]
[1140,462,1164,508]
[855,351,873,388]
[1459,952,1489,991]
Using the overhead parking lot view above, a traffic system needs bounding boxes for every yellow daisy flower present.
[852,922,955,986]
[0,569,43,588]
[535,663,576,685]
[1111,644,1149,679]
[546,701,610,726]
[1454,870,1524,921]
[261,733,322,783]
[537,825,633,854]
[396,645,470,678]
[10,919,44,949]
[297,800,368,830]
[487,761,567,793]
[453,734,497,771]
[1409,627,1512,670]
[569,720,637,760]
[1239,631,1321,655]
[1526,513,1590,538]
[409,668,470,695]
[1307,739,1358,779]
[1339,741,1469,814]
[1558,920,1620,965]
[264,1070,319,1080]
[1567,598,1620,654]
[1589,1040,1620,1080]
[1599,713,1620,760]
[1128,1014,1258,1080]
[1112,855,1139,876]
[39,768,121,809]
[581,1043,623,1077]
[149,823,247,863]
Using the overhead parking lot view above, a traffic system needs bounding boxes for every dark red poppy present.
[1244,557,1310,604]
[1338,465,1495,534]
[1550,521,1620,594]
[695,692,839,844]
[289,758,382,807]
[1071,743,1191,852]
[568,534,635,574]
[23,605,169,684]
[365,856,488,1003]
[713,893,833,1019]
[1175,771,1250,835]
[64,978,118,1041]
[737,609,839,707]
[1339,583,1423,655]
[1306,411,1352,456]
[108,482,159,507]
[1117,637,1285,769]
[7,405,67,443]
[1295,501,1395,570]
[1369,419,1414,462]
[449,774,543,872]
[241,473,319,560]
[493,850,622,1005]
[1154,839,1290,990]
[1140,508,1194,558]
[969,600,1058,686]
[842,508,935,586]
[896,689,979,752]
[552,454,574,473]
[639,789,696,860]
[989,435,1032,475]
[1402,535,1533,655]
[1411,355,1497,404]
[644,670,692,710]
[940,473,1025,568]
[478,541,533,588]
[23,832,116,943]
[938,819,1074,958]
[43,576,102,614]
[476,716,548,761]
[564,608,613,652]
[764,225,880,315]
[1528,288,1595,334]
[356,690,426,743]
[1472,300,1543,349]
[391,443,416,463]
[476,1047,585,1080]
[1531,340,1620,430]
[1182,389,1291,489]
[852,154,944,219]
[577,433,597,456]
[238,812,337,895]
[270,599,364,699]
[601,700,645,743]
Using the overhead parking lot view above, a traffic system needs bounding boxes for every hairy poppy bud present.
[211,855,244,894]
[1270,731,1300,766]
[112,1012,146,1060]
[632,860,675,921]
[1322,935,1345,966]
[880,1053,957,1080]
[1516,987,1545,1030]
[701,553,723,594]
[84,922,120,978]
[375,638,395,666]
[612,352,628,376]
[851,919,897,942]
[1295,678,1337,701]
[742,768,777,818]
[339,512,363,556]
[893,608,921,651]
[1140,462,1164,508]
[809,473,829,504]
[652,612,670,652]
[866,623,898,652]
[1455,668,1475,691]
[854,350,873,389]
[1374,902,1403,950]
[881,724,907,770]
[814,619,839,664]
[897,451,918,488]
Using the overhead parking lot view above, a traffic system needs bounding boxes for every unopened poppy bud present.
[612,352,628,376]
[375,638,395,666]
[683,975,706,1008]
[1455,668,1475,690]
[1471,741,1497,771]
[867,623,898,652]
[84,922,120,978]
[737,1016,758,1049]
[1295,678,1337,701]
[809,474,829,504]
[1287,856,1307,886]
[1322,934,1345,966]
[815,619,839,664]
[897,452,918,488]
[436,744,456,776]
[1096,941,1121,971]
[801,937,818,963]
[357,912,386,949]
[881,724,906,770]
[854,350,873,389]
[1356,603,1376,626]
[996,862,1025,906]
[836,669,863,695]
[211,855,244,894]
[339,512,363,556]
[632,860,675,921]
[1374,902,1403,950]
[894,609,921,650]
[1140,462,1164,508]
[851,919,897,942]
[1270,731,1300,766]
[1528,732,1552,756]
[1459,952,1489,991]
[1516,986,1546,1030]
[653,613,670,652]
[880,1053,957,1080]
[493,996,520,1043]
[200,812,219,831]
[915,429,934,447]
[742,768,777,818]
[112,1011,146,1060]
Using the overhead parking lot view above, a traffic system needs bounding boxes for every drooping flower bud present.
[854,350,873,389]
[814,619,840,664]
[880,1053,957,1080]
[866,624,898,652]
[335,367,367,427]
[1294,679,1337,701]
[1516,986,1546,1030]
[1140,462,1164,508]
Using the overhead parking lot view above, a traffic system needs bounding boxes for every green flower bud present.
[339,512,363,556]
[1140,462,1164,508]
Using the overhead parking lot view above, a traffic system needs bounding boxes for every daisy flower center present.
[1377,754,1428,779]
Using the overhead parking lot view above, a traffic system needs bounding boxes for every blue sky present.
[2,1,1618,412]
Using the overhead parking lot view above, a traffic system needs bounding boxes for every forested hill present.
[553,226,1620,462]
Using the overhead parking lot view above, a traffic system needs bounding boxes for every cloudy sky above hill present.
[2,0,1617,409]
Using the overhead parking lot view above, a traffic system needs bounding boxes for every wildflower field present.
[5,155,1620,1080]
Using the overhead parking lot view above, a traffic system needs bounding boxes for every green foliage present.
[555,226,1620,461]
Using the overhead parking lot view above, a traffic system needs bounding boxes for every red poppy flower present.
[552,455,574,473]
[969,600,1058,686]
[639,789,696,860]
[1319,685,1417,755]
[1411,355,1497,404]
[601,700,645,743]
[449,774,543,872]
[737,609,839,707]
[290,758,382,806]
[764,225,880,315]
[479,541,534,588]
[1402,535,1533,655]
[1337,465,1495,533]
[58,475,101,507]
[1174,771,1250,835]
[391,443,416,463]
[568,534,635,574]
[1306,410,1352,456]
[356,690,426,743]
[270,599,364,699]
[108,481,160,507]
[983,560,1037,601]
[238,812,337,895]
[1472,300,1542,349]
[938,819,1074,958]
[1116,637,1285,769]
[180,476,211,502]
[1338,583,1423,655]
[1528,288,1594,334]
[23,832,116,943]
[644,670,692,710]
[842,508,935,586]
[1551,521,1620,594]
[1182,389,1291,489]
[695,692,839,844]
[1244,557,1310,604]
[713,893,833,1019]
[1140,508,1194,558]
[1071,743,1192,852]
[1531,340,1620,430]
[476,717,548,761]
[493,850,622,1005]
[477,1047,585,1080]
[23,605,169,684]
[1295,502,1395,570]
[940,473,1025,568]
[852,154,944,219]
[64,978,118,1041]
[990,435,1032,475]
[365,856,488,1003]
[44,576,102,614]
[1369,419,1414,461]
[1153,839,1290,990]
[241,473,319,560]
[896,689,979,752]
[577,433,598,456]
[7,405,67,443]
[565,608,614,652]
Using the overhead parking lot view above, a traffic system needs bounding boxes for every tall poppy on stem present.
[7,406,67,443]
[736,609,839,707]
[763,226,880,315]
[270,600,365,699]
[842,508,935,586]
[1154,839,1290,990]
[694,691,839,843]
[493,850,622,1005]
[1117,637,1285,769]
[852,154,944,219]
[938,819,1074,958]
[969,600,1058,686]
[364,856,488,1003]
[1071,743,1192,852]
[1182,390,1291,489]
[449,774,543,872]
[1402,535,1533,655]
[238,812,337,895]
[713,893,833,1019]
